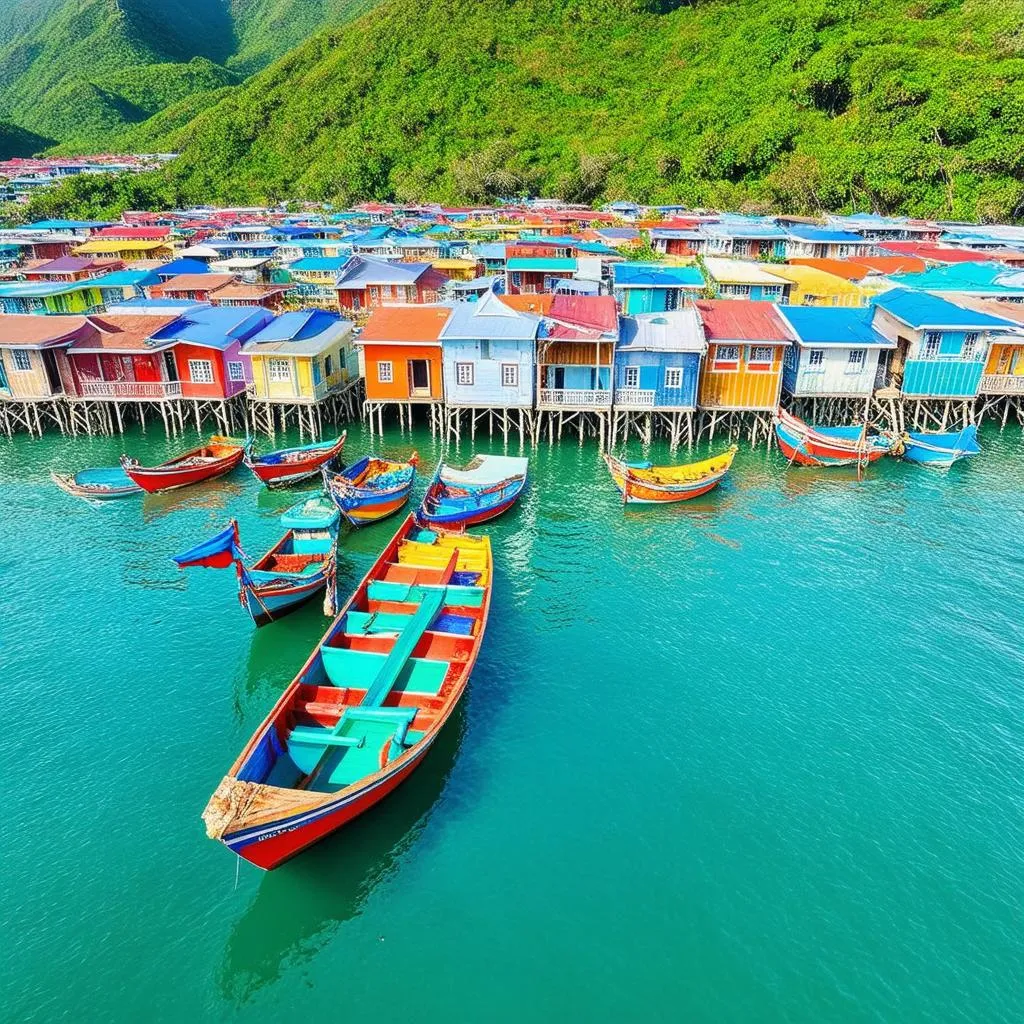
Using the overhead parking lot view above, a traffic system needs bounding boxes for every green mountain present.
[17,0,1024,219]
[0,0,379,156]
[0,119,52,158]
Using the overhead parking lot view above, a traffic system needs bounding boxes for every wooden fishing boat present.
[244,432,347,489]
[418,455,528,528]
[50,466,141,501]
[202,516,492,869]
[774,409,894,467]
[120,436,248,493]
[322,453,418,527]
[171,496,340,627]
[603,446,737,504]
[901,425,981,469]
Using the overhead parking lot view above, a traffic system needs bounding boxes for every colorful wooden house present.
[23,256,123,282]
[504,246,579,295]
[87,269,160,308]
[334,256,448,312]
[65,314,183,401]
[871,290,1016,401]
[0,278,104,315]
[357,305,451,414]
[776,306,894,401]
[149,274,236,303]
[695,300,791,412]
[439,289,539,435]
[949,297,1024,402]
[537,295,618,408]
[782,226,873,261]
[612,263,704,314]
[701,219,788,259]
[0,315,85,406]
[614,310,706,412]
[210,282,293,311]
[243,309,357,405]
[702,259,793,302]
[649,228,704,258]
[74,237,175,261]
[432,257,484,282]
[155,306,273,401]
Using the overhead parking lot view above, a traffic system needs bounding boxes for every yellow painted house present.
[769,264,868,307]
[431,257,481,282]
[75,239,176,262]
[242,309,357,404]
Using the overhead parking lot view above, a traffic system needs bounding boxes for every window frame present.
[747,345,774,371]
[807,348,825,369]
[846,349,867,373]
[377,360,393,384]
[623,365,640,389]
[11,348,32,372]
[923,331,942,359]
[962,332,980,360]
[500,362,519,388]
[188,359,215,385]
[664,366,683,389]
[713,344,740,372]
[455,361,475,386]
[227,361,245,383]
[268,358,292,383]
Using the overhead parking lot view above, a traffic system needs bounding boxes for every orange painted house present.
[356,305,452,404]
[695,300,791,411]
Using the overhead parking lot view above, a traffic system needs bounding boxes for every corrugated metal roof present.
[785,225,866,243]
[336,256,433,287]
[153,306,272,349]
[694,300,791,343]
[505,257,577,272]
[70,314,180,352]
[872,289,1020,330]
[613,263,703,288]
[703,259,790,286]
[358,305,453,344]
[440,291,538,341]
[0,314,87,347]
[243,309,353,355]
[775,307,894,348]
[617,310,706,352]
[548,294,618,333]
[157,273,234,292]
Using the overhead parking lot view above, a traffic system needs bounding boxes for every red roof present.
[70,315,180,352]
[877,242,996,264]
[547,294,618,333]
[94,226,171,240]
[358,305,452,343]
[155,274,235,293]
[695,300,791,343]
[0,314,88,347]
[848,255,927,275]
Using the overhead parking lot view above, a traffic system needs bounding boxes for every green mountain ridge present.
[0,0,379,156]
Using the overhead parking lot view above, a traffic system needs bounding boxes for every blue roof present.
[290,257,349,273]
[703,221,786,240]
[156,258,209,279]
[248,309,349,344]
[337,257,432,287]
[595,227,641,240]
[777,306,894,348]
[785,225,865,244]
[153,306,272,349]
[88,269,159,289]
[873,289,1018,329]
[473,243,507,260]
[887,262,1024,294]
[22,219,112,231]
[613,263,704,288]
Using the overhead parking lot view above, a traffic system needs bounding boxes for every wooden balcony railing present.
[78,380,182,400]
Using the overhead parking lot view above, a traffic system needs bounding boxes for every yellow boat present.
[603,445,738,504]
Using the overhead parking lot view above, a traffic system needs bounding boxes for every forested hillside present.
[13,0,1024,219]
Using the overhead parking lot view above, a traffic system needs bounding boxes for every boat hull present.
[121,447,246,493]
[221,740,432,868]
[245,434,346,488]
[901,428,980,469]
[242,571,329,627]
[51,468,141,500]
[774,412,891,467]
[604,448,736,504]
[335,489,412,526]
[418,481,525,526]
[612,469,729,504]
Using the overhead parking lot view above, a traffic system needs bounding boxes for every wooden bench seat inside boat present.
[366,580,485,608]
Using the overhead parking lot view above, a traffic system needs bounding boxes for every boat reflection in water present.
[140,480,246,524]
[217,703,465,1005]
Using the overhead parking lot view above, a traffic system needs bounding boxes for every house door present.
[0,354,8,392]
[41,349,62,394]
[163,350,179,381]
[134,355,161,383]
[99,354,132,381]
[553,367,566,390]
[409,360,430,395]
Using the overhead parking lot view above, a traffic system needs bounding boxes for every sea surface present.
[1,420,1023,1024]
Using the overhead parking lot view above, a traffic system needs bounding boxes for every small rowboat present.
[774,409,894,467]
[901,425,981,469]
[121,436,249,494]
[244,432,347,489]
[201,516,492,869]
[322,452,418,527]
[172,496,340,627]
[51,466,141,501]
[604,446,737,504]
[418,455,528,528]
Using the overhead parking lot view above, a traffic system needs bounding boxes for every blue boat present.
[901,425,981,469]
[51,466,141,501]
[418,455,529,528]
[322,452,418,527]
[172,496,340,626]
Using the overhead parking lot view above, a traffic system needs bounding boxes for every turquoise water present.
[2,421,1024,1023]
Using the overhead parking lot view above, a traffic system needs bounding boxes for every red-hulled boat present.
[244,431,347,488]
[120,436,249,493]
[774,408,894,468]
[202,516,491,869]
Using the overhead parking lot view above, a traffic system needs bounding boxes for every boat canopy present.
[440,455,529,487]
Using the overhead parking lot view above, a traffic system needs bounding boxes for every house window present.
[268,358,291,382]
[12,349,32,371]
[923,331,942,359]
[188,359,214,384]
[377,360,393,384]
[324,354,333,377]
[963,332,979,359]
[847,349,866,371]
[762,286,782,298]
[836,245,850,258]
[456,362,474,386]
[808,349,825,368]
[664,367,683,389]
[624,366,640,388]
[479,339,490,360]
[714,345,740,371]
[665,289,680,311]
[501,363,519,387]
[748,346,773,370]
[227,361,244,382]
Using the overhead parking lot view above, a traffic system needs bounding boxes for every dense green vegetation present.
[0,120,52,159]
[0,0,378,156]
[11,0,1024,219]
